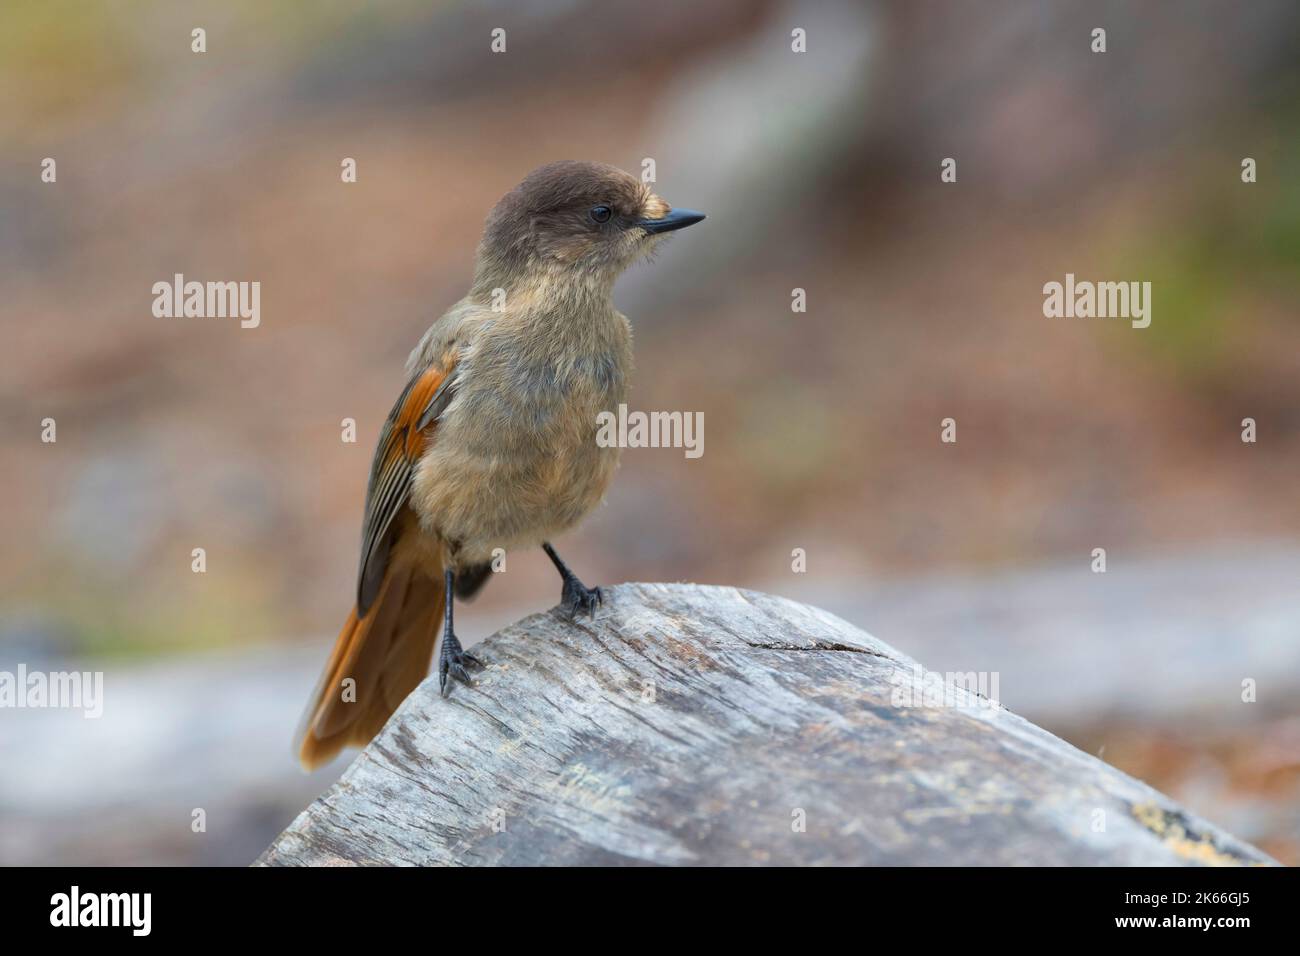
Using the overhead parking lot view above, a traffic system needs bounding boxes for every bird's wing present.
[356,355,457,615]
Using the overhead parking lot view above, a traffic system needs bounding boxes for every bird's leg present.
[438,568,478,697]
[542,542,602,618]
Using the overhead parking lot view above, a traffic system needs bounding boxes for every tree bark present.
[258,583,1275,866]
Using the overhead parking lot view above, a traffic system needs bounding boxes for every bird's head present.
[473,160,704,296]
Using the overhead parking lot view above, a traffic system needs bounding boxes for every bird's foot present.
[560,575,603,619]
[438,630,478,698]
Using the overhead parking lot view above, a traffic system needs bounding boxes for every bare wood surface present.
[258,583,1275,866]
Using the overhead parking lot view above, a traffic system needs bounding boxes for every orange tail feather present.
[296,561,444,770]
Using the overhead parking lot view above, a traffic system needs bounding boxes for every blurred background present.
[2,0,1299,865]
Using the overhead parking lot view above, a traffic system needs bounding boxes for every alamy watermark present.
[596,403,703,459]
[50,886,150,936]
[889,664,1001,712]
[152,273,260,328]
[0,665,103,718]
[1043,273,1151,329]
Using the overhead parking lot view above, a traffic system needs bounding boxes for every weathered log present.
[258,583,1275,866]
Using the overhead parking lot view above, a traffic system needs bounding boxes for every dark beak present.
[639,208,706,235]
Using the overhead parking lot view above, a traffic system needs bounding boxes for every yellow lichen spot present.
[1130,801,1250,867]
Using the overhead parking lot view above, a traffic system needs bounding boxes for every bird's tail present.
[296,560,444,770]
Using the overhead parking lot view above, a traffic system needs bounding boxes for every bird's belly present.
[409,398,621,564]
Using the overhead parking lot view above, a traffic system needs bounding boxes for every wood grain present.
[258,583,1276,866]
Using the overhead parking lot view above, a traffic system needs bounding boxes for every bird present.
[296,160,705,769]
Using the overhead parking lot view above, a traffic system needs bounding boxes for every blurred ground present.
[2,0,1298,864]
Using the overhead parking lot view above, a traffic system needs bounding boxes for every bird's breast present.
[409,330,630,560]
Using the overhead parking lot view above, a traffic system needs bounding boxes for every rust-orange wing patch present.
[356,359,456,614]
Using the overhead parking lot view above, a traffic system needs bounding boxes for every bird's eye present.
[589,205,613,224]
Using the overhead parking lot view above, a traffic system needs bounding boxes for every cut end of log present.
[258,583,1276,866]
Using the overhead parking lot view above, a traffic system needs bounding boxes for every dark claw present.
[439,633,476,698]
[561,577,603,619]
